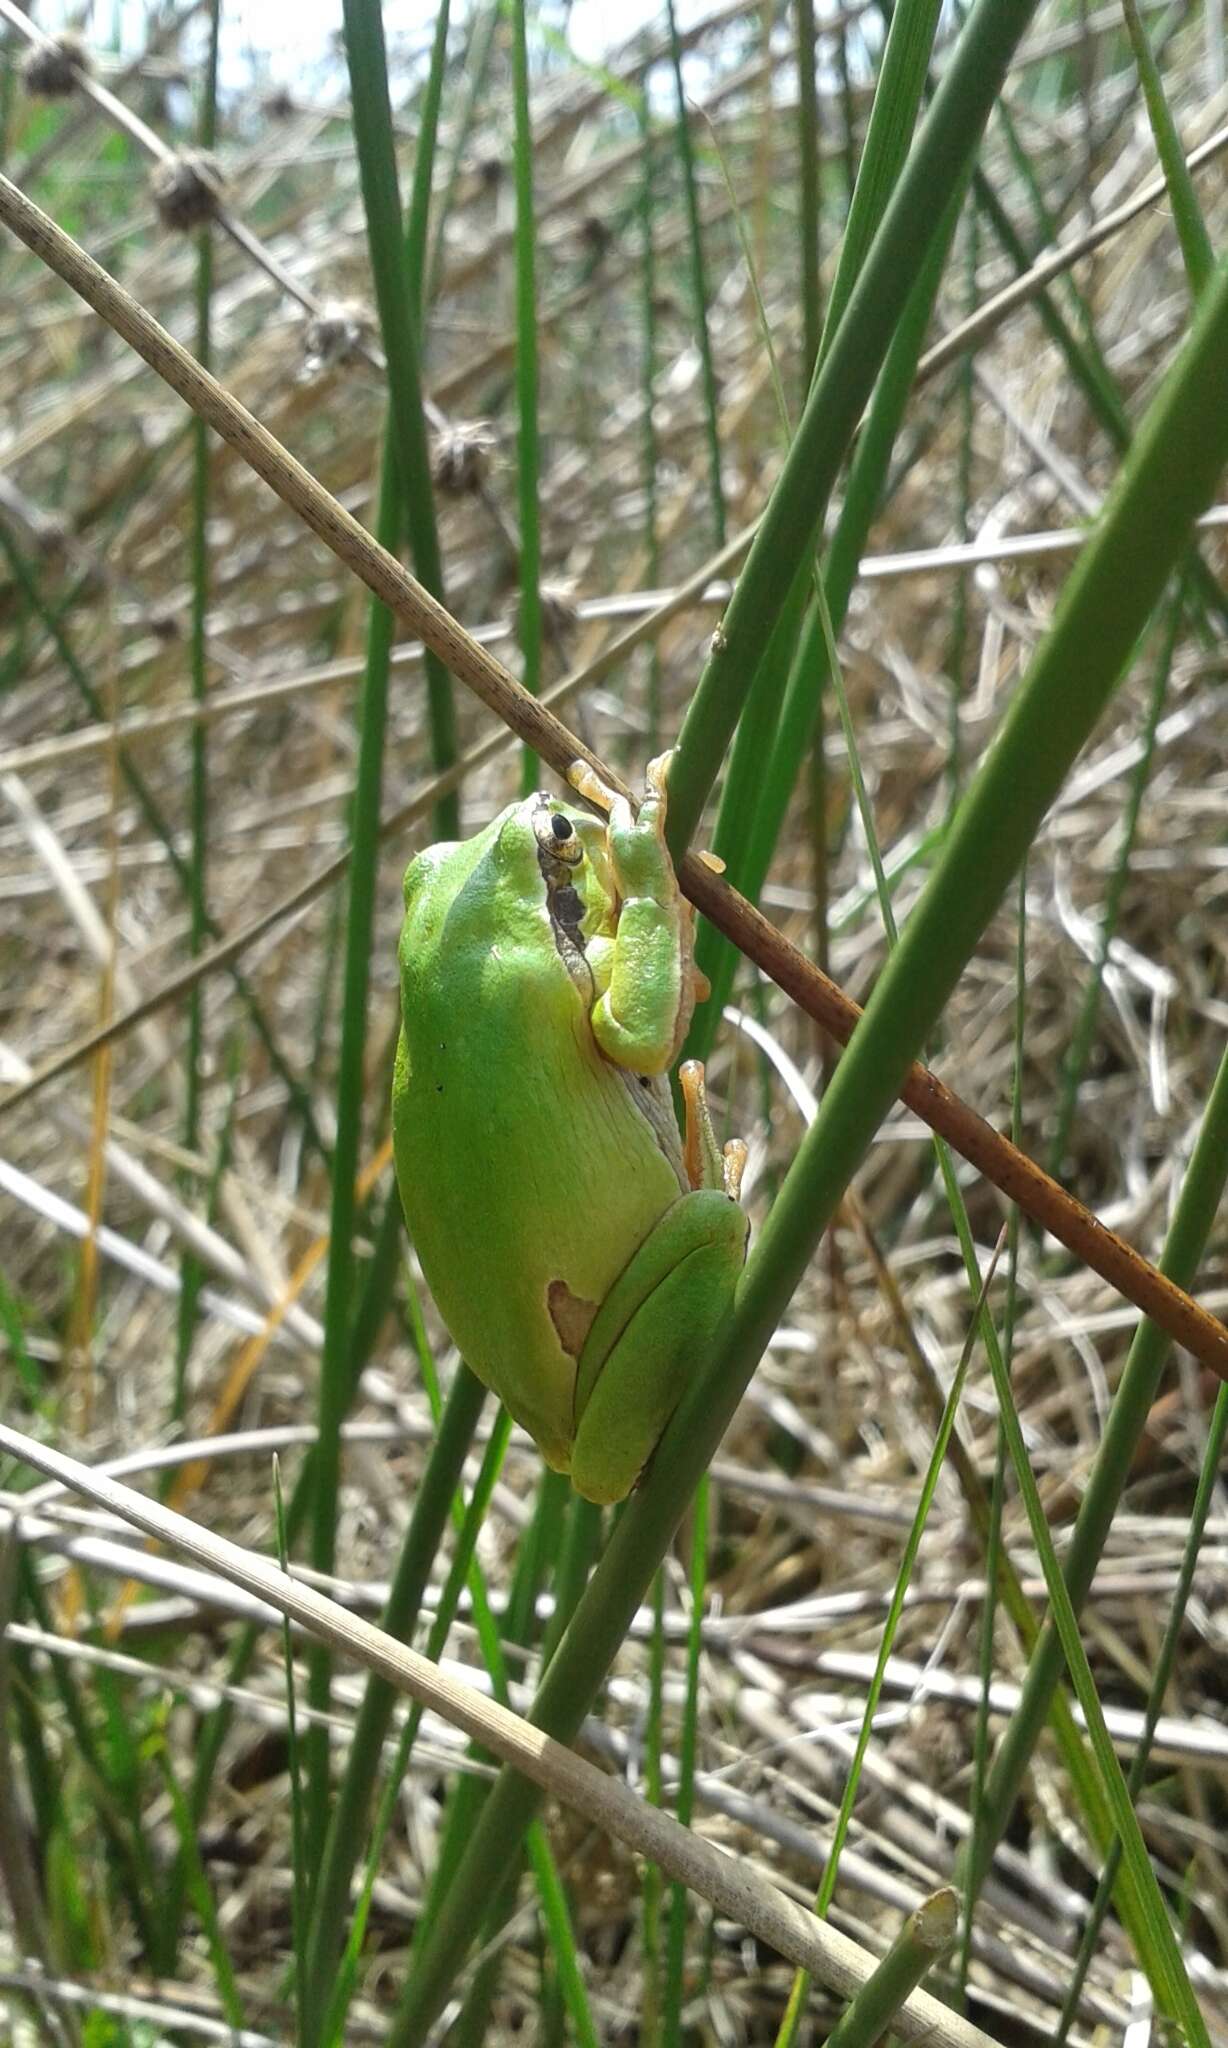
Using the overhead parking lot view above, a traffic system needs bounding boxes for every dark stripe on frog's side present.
[537,819,687,1192]
[539,843,595,999]
[547,877,587,953]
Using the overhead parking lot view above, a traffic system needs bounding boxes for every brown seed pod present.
[430,419,497,495]
[21,31,92,98]
[540,582,581,642]
[302,299,371,374]
[511,580,580,653]
[580,214,612,260]
[151,151,226,231]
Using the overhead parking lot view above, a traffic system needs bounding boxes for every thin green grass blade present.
[689,177,965,1063]
[671,0,1018,848]
[164,1170,407,1962]
[174,1053,239,1446]
[817,0,942,364]
[680,111,806,1036]
[822,1889,958,2048]
[321,1402,513,2048]
[80,1593,162,1930]
[174,0,220,1425]
[834,7,858,204]
[15,1555,156,1960]
[404,0,450,315]
[342,0,458,840]
[774,1245,991,2047]
[155,1737,245,2028]
[525,1826,600,2048]
[425,1,500,306]
[947,203,977,807]
[671,0,949,913]
[958,868,1024,2001]
[302,1360,488,2041]
[987,112,1128,440]
[303,432,398,1874]
[436,1472,571,2039]
[977,105,1226,646]
[0,1266,45,1408]
[638,89,662,758]
[961,1034,1228,1903]
[978,1269,1212,2040]
[1049,583,1181,1178]
[1055,1380,1228,2042]
[661,1473,709,2048]
[640,1567,667,2048]
[512,0,543,792]
[1122,0,1213,298]
[307,0,463,1856]
[0,1531,65,2028]
[796,0,821,385]
[273,1455,308,2035]
[665,0,725,548]
[974,92,1224,640]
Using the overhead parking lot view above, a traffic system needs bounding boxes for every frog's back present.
[393,822,684,1468]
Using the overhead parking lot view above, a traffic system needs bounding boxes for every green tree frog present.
[392,753,748,1505]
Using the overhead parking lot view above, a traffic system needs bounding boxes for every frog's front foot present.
[568,751,675,825]
[567,756,619,815]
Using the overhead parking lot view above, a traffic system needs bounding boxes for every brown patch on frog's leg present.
[547,1279,599,1358]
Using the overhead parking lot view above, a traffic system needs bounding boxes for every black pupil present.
[551,814,572,842]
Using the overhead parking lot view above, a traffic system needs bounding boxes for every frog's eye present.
[533,806,583,866]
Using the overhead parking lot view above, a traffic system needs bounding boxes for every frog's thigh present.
[569,1191,748,1506]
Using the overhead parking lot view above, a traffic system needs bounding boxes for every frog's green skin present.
[392,761,748,1505]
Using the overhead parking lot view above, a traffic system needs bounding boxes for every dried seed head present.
[580,214,611,260]
[541,583,580,642]
[302,299,371,374]
[652,290,684,322]
[0,475,70,559]
[431,419,497,495]
[264,86,296,121]
[31,512,71,563]
[151,151,226,231]
[22,31,92,98]
[513,581,580,651]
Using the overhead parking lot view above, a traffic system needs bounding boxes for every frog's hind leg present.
[569,1190,748,1506]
